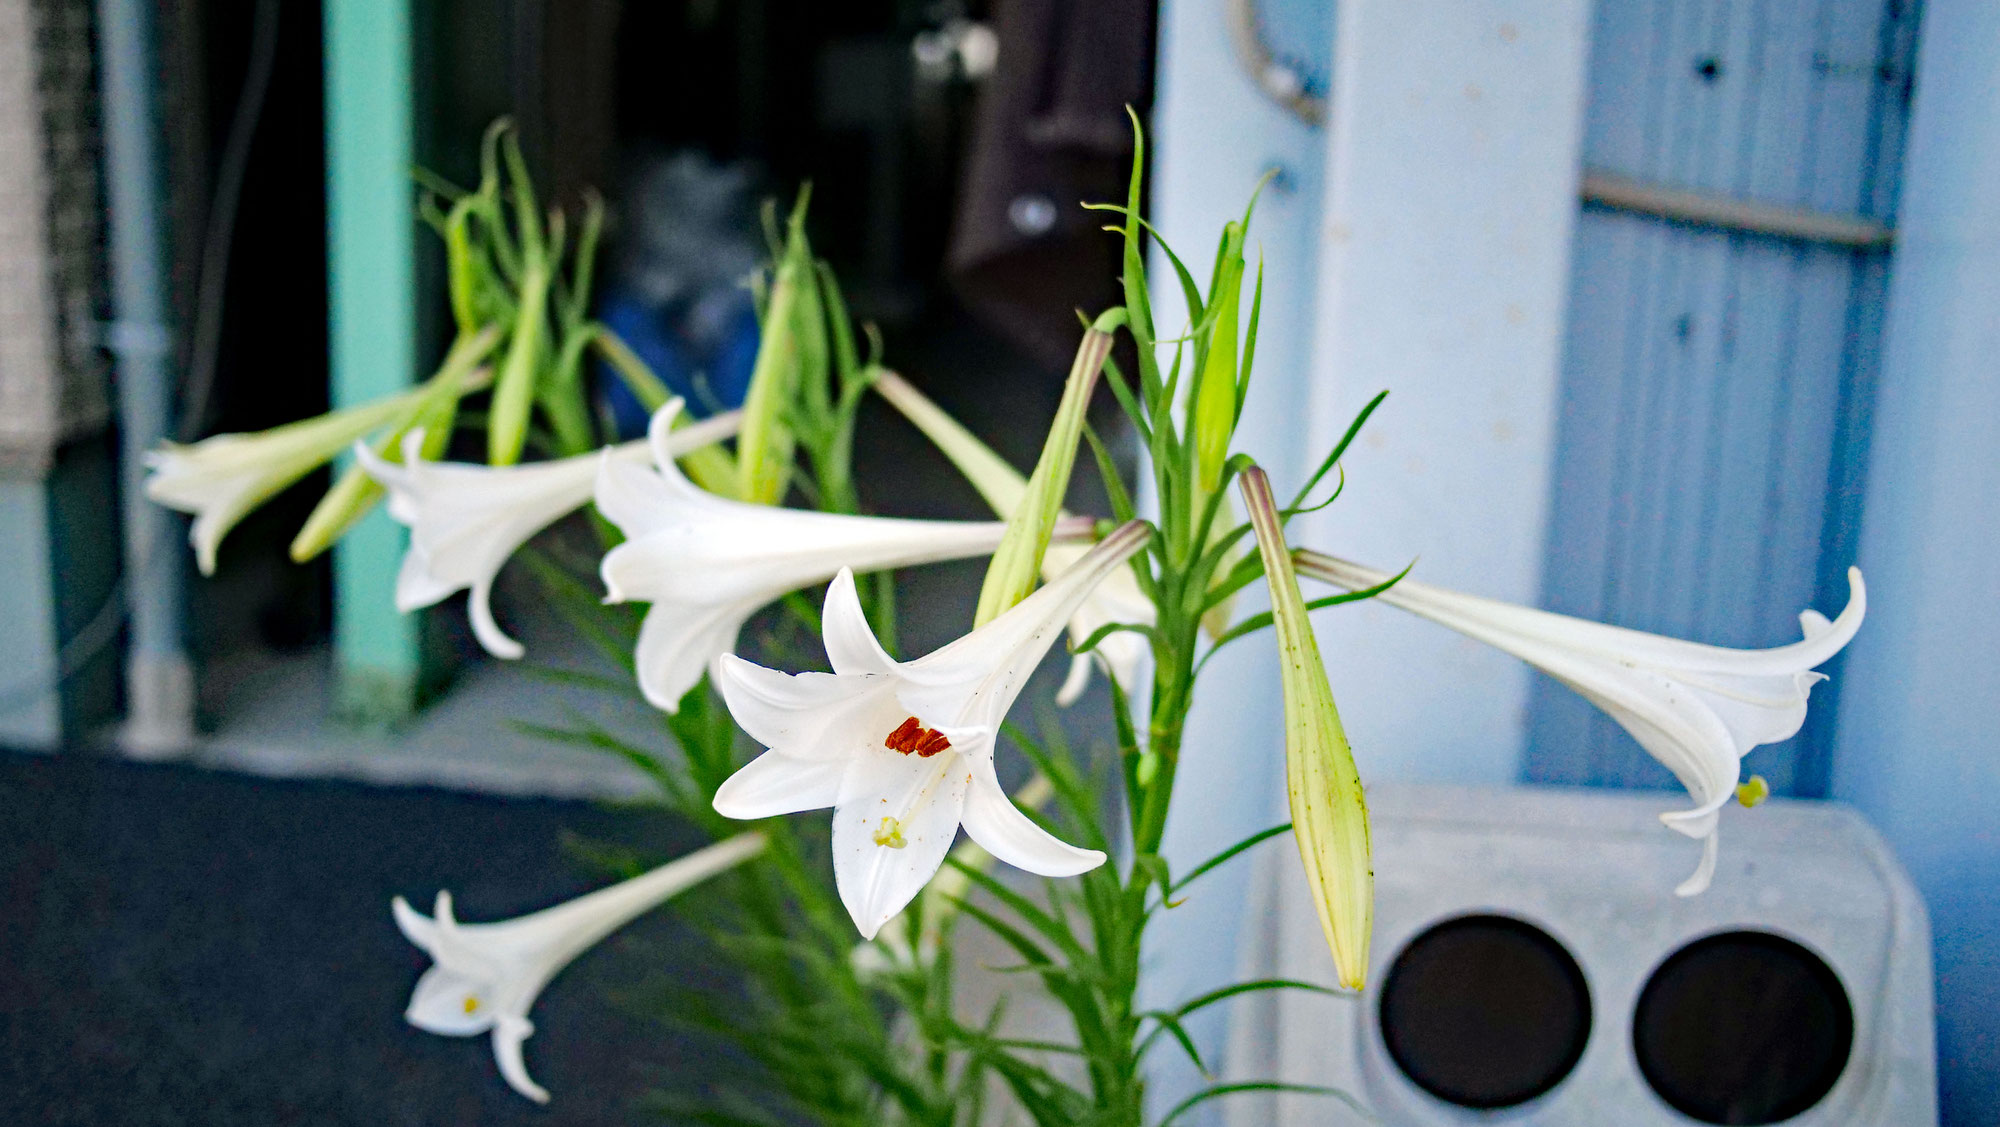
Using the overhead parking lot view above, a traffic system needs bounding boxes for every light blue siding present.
[1527,0,1918,797]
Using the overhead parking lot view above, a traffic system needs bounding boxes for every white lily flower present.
[145,391,423,575]
[355,410,740,659]
[1293,552,1866,895]
[391,832,766,1103]
[712,521,1149,938]
[597,400,1092,712]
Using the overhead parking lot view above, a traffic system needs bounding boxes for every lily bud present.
[292,326,499,563]
[1191,221,1246,496]
[735,192,814,504]
[973,323,1116,626]
[1240,464,1372,990]
[873,368,1152,702]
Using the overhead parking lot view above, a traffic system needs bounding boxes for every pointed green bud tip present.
[973,328,1114,625]
[1735,774,1771,808]
[1240,463,1373,991]
[1192,224,1246,494]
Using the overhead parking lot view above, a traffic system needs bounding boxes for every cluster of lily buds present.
[145,121,650,578]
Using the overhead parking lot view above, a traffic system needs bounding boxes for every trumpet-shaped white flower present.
[598,400,1092,712]
[711,521,1149,938]
[391,832,766,1103]
[355,410,740,659]
[1293,552,1866,895]
[146,391,423,575]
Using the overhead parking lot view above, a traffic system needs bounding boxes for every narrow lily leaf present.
[973,325,1116,626]
[1239,465,1372,990]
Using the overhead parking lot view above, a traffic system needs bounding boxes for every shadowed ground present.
[0,751,741,1126]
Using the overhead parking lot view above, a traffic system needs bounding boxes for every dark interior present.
[1633,930,1854,1125]
[1377,913,1594,1109]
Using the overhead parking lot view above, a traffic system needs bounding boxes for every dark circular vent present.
[1378,914,1593,1108]
[1633,931,1853,1124]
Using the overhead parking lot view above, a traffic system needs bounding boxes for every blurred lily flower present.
[391,832,766,1103]
[711,522,1150,938]
[597,400,1092,712]
[355,410,740,659]
[1293,551,1866,895]
[145,391,425,576]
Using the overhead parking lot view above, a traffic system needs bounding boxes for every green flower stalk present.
[1240,464,1373,990]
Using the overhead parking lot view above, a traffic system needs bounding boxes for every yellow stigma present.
[872,817,908,849]
[463,996,480,1014]
[1735,774,1771,808]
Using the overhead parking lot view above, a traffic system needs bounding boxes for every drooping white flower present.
[597,400,1093,712]
[146,391,423,575]
[1293,552,1866,895]
[355,410,740,659]
[391,832,766,1103]
[712,521,1150,938]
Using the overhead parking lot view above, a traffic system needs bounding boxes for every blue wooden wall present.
[1526,0,1920,797]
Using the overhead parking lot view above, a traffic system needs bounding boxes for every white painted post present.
[1300,0,1592,785]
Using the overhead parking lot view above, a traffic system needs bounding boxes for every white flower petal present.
[713,751,850,818]
[831,753,971,939]
[631,600,749,712]
[492,1014,549,1103]
[822,569,898,676]
[468,576,526,661]
[713,655,898,758]
[404,964,497,1035]
[960,758,1104,877]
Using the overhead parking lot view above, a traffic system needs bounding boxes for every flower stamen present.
[884,716,952,757]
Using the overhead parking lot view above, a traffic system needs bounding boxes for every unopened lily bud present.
[293,327,499,562]
[973,325,1116,625]
[1240,464,1372,990]
[1191,221,1246,495]
[736,193,815,504]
